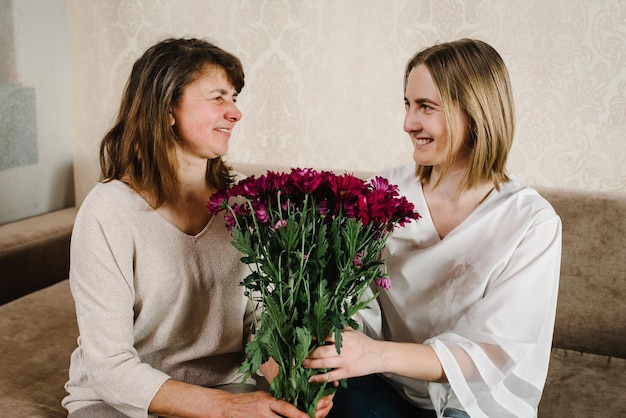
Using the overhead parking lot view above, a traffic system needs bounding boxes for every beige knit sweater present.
[63,180,255,418]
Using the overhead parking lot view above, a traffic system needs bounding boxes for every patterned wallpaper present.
[67,0,626,203]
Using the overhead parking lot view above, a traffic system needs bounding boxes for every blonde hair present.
[404,38,514,190]
[100,38,244,206]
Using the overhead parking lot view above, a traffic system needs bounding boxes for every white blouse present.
[364,163,561,417]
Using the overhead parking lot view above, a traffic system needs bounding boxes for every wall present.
[0,0,74,225]
[0,0,16,83]
[67,0,626,204]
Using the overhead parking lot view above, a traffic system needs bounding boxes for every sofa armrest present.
[0,207,78,305]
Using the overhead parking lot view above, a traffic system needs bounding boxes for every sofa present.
[0,162,625,417]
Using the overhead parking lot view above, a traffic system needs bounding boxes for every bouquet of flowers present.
[207,167,420,417]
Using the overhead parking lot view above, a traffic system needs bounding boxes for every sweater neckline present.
[111,179,215,239]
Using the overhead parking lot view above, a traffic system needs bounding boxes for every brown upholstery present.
[537,188,626,416]
[0,207,77,305]
[0,280,76,417]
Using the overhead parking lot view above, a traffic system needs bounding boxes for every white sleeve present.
[426,214,562,417]
[352,285,383,340]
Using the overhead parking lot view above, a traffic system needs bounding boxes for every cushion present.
[539,348,626,416]
[0,280,77,417]
[539,188,626,359]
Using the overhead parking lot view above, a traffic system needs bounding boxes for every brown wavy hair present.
[99,37,245,206]
[404,39,514,191]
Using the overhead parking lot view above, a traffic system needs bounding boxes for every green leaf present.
[294,326,312,364]
[240,338,264,376]
[230,228,253,255]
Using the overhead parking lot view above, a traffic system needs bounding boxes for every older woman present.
[63,38,331,418]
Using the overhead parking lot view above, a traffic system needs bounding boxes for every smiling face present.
[403,64,469,175]
[170,66,242,162]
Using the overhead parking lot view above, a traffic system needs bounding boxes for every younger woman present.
[306,39,561,418]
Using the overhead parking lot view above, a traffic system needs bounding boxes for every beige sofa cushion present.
[539,189,626,359]
[0,280,76,417]
[539,349,626,416]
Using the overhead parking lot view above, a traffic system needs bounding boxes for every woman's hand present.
[222,390,310,418]
[256,357,333,417]
[149,379,310,418]
[215,386,333,418]
[314,393,334,418]
[303,328,383,384]
[304,329,447,385]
